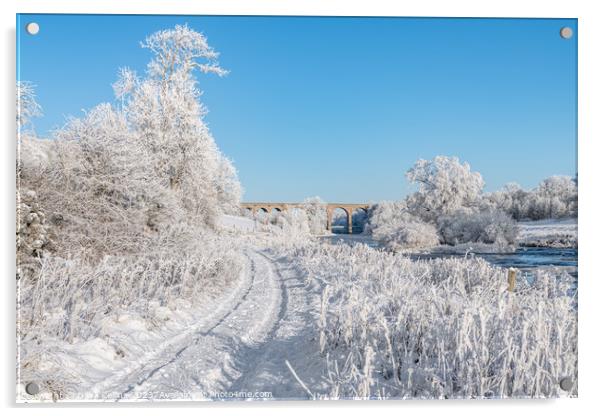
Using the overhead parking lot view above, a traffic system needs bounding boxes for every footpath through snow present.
[88,248,322,401]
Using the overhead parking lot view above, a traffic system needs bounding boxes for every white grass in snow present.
[17,231,245,401]
[278,241,577,399]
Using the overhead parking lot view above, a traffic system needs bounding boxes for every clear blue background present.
[17,15,577,203]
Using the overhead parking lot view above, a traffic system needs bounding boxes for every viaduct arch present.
[240,202,370,234]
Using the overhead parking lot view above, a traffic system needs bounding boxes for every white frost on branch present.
[142,24,228,79]
[17,81,42,130]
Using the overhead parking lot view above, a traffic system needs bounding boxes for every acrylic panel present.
[16,14,578,402]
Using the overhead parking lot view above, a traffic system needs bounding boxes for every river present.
[323,233,578,278]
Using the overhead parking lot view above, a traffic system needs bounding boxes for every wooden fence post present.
[507,268,517,292]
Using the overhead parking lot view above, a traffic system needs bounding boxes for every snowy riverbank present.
[518,218,577,248]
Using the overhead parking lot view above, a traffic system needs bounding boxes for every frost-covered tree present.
[302,196,327,235]
[530,175,577,219]
[17,81,42,131]
[405,156,484,222]
[21,24,243,259]
[487,177,577,220]
[112,67,139,109]
[485,183,532,220]
[123,24,237,226]
[366,157,524,250]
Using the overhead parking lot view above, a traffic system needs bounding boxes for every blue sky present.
[17,15,577,203]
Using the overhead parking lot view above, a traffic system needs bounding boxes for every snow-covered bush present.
[437,208,518,248]
[274,209,311,236]
[279,242,577,399]
[381,215,439,251]
[405,156,484,222]
[22,104,179,262]
[17,189,51,278]
[364,201,405,234]
[302,196,327,235]
[18,135,56,172]
[368,202,439,250]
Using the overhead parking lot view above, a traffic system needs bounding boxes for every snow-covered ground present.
[18,242,324,402]
[18,215,578,402]
[518,218,577,248]
[218,214,256,233]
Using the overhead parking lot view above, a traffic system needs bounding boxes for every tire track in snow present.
[225,251,326,399]
[88,249,256,399]
[108,248,283,401]
[117,252,259,397]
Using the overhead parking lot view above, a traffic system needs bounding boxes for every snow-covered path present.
[90,248,322,401]
[227,252,325,399]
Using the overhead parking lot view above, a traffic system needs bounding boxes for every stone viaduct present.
[240,202,370,234]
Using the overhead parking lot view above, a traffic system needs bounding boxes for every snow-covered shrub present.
[279,242,577,399]
[437,208,518,248]
[381,215,439,251]
[242,208,254,219]
[274,209,311,236]
[21,104,180,262]
[405,156,484,222]
[17,189,51,279]
[302,196,327,234]
[18,135,56,172]
[368,202,439,250]
[364,201,405,234]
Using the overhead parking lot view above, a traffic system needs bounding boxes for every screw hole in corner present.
[25,381,40,395]
[26,22,40,36]
[560,26,573,39]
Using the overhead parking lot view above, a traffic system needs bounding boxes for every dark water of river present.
[323,234,578,278]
